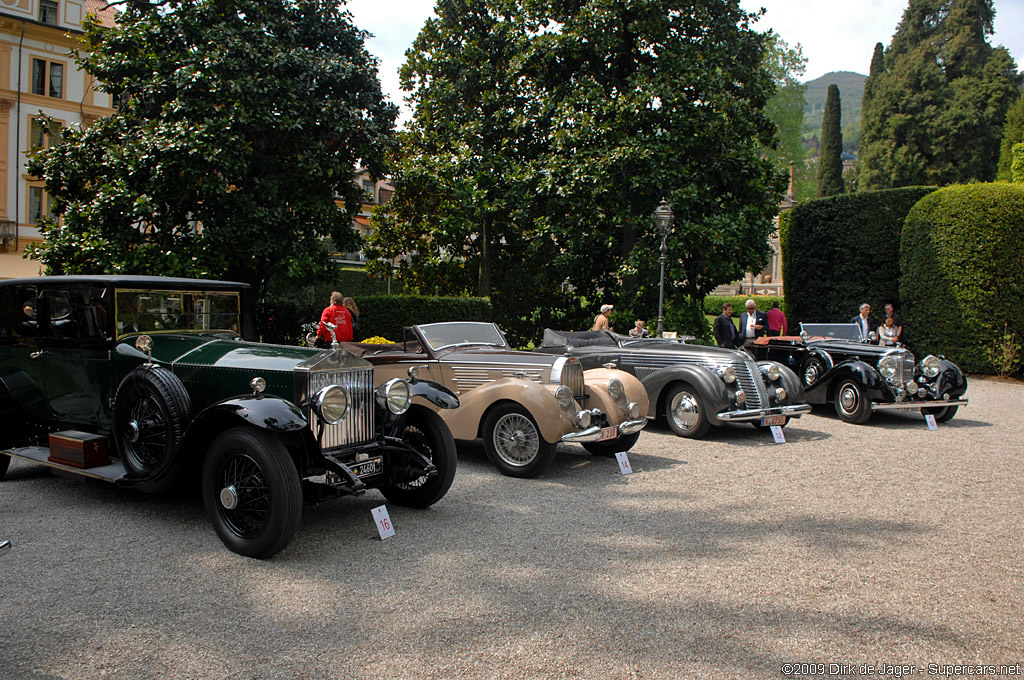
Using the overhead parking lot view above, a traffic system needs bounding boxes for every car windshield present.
[800,323,864,341]
[115,289,241,338]
[417,322,508,351]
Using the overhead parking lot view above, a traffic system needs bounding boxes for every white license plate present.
[598,426,617,442]
[350,457,383,478]
[761,415,786,427]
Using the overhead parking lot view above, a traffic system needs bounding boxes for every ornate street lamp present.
[653,199,674,338]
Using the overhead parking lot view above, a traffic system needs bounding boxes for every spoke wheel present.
[483,404,555,478]
[663,383,709,438]
[203,427,301,559]
[113,366,192,491]
[834,379,872,424]
[381,407,457,508]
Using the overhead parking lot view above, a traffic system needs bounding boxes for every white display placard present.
[371,505,395,540]
[770,425,786,443]
[925,414,938,430]
[614,451,633,475]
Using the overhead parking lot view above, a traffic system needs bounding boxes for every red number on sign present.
[380,518,391,531]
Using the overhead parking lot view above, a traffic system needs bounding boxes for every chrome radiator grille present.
[307,366,375,450]
[733,360,766,410]
[896,350,915,385]
[561,359,585,399]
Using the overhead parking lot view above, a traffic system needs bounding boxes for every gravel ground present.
[1,376,1021,680]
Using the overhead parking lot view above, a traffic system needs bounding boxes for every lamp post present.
[653,199,674,338]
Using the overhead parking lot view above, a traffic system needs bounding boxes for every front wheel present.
[834,379,872,424]
[922,405,958,422]
[582,431,641,457]
[663,383,710,438]
[380,408,457,508]
[482,404,556,478]
[202,427,302,559]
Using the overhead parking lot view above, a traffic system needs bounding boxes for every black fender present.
[408,378,460,410]
[809,360,885,405]
[0,366,50,447]
[642,364,730,423]
[934,358,968,398]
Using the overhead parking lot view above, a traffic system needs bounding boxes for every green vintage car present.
[0,276,459,558]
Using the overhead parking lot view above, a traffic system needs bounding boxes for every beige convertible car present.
[342,322,649,478]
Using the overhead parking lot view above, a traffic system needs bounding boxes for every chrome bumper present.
[560,418,648,443]
[716,403,813,422]
[0,539,10,557]
[871,398,969,411]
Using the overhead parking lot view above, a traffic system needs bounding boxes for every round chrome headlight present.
[774,387,787,402]
[576,409,592,429]
[735,389,746,404]
[906,381,919,395]
[921,355,941,379]
[627,401,641,419]
[555,385,575,412]
[607,378,624,402]
[378,378,411,415]
[719,367,736,384]
[313,384,350,424]
[762,364,780,382]
[878,354,898,380]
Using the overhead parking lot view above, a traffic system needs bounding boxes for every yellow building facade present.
[0,0,114,279]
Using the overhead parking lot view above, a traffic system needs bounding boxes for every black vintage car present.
[534,329,810,438]
[0,276,460,558]
[746,323,968,424]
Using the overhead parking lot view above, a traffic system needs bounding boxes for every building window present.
[31,58,64,99]
[28,185,57,226]
[29,117,63,150]
[39,0,59,26]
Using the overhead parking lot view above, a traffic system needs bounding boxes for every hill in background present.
[802,71,866,156]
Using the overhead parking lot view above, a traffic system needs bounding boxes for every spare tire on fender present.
[113,365,192,491]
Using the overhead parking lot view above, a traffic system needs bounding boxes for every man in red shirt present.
[766,301,787,337]
[317,291,354,345]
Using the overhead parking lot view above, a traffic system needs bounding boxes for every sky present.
[344,0,1024,120]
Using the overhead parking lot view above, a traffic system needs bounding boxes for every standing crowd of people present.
[316,291,361,345]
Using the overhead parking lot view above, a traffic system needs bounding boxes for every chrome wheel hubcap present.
[219,485,239,510]
[670,392,700,430]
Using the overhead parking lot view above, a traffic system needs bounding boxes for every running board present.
[2,446,128,484]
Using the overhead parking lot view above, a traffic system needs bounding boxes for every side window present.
[43,287,110,346]
[0,286,42,342]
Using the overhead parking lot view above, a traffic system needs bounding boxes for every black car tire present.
[381,407,457,508]
[802,356,827,386]
[0,453,9,480]
[202,427,302,559]
[663,383,710,438]
[834,379,872,424]
[923,405,959,422]
[113,365,192,489]
[482,403,556,478]
[582,431,641,456]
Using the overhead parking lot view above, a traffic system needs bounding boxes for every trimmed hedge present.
[781,187,937,325]
[258,294,492,345]
[900,183,1024,373]
[703,295,784,315]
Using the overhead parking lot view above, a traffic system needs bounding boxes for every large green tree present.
[817,84,844,196]
[761,35,811,200]
[29,0,396,296]
[858,0,1020,189]
[369,0,784,342]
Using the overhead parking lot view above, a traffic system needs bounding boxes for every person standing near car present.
[766,301,787,337]
[882,302,904,344]
[738,299,767,346]
[317,291,354,344]
[713,303,740,349]
[592,304,614,331]
[342,296,360,341]
[849,303,877,342]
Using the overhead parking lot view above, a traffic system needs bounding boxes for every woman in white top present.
[878,316,901,346]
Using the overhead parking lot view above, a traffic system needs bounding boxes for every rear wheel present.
[483,404,555,478]
[582,431,641,457]
[381,408,457,508]
[802,356,827,386]
[202,427,302,559]
[663,383,709,438]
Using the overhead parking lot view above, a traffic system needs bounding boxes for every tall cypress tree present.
[858,0,1020,189]
[818,84,845,196]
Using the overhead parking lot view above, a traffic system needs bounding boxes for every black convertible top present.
[540,328,619,348]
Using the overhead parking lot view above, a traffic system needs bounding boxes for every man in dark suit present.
[849,303,878,341]
[713,303,740,349]
[738,299,768,346]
